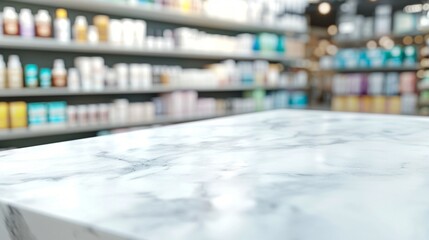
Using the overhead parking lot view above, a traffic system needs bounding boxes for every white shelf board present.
[0,37,301,63]
[12,0,306,35]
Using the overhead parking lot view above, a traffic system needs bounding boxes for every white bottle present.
[54,8,71,42]
[0,55,5,88]
[35,9,52,38]
[67,68,80,91]
[19,8,35,38]
[121,19,134,46]
[87,25,99,44]
[3,7,19,36]
[73,16,88,42]
[108,19,121,45]
[7,55,23,89]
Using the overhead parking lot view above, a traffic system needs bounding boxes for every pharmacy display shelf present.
[11,0,306,35]
[0,86,308,98]
[0,37,301,63]
[334,31,424,47]
[0,111,252,141]
[335,66,420,73]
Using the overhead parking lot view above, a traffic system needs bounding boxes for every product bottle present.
[73,16,88,42]
[0,55,5,89]
[3,7,19,36]
[52,59,67,87]
[25,64,38,88]
[7,55,23,89]
[35,9,52,38]
[19,8,35,38]
[54,8,71,42]
[39,68,52,88]
[93,15,109,42]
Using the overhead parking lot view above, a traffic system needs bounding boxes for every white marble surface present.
[1,109,429,240]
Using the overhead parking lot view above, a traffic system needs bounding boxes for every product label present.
[5,23,19,35]
[37,23,51,37]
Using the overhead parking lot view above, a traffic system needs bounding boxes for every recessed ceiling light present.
[318,2,331,15]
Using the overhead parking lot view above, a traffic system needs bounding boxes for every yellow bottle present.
[9,101,27,129]
[73,16,88,42]
[93,15,109,42]
[0,102,9,129]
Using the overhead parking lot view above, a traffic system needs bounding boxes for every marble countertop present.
[1,110,429,240]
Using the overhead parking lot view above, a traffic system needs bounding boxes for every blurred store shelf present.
[334,66,420,73]
[11,0,306,35]
[0,37,302,63]
[0,86,308,98]
[0,111,254,141]
[334,31,424,47]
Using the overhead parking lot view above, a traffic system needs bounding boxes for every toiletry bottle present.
[93,15,109,42]
[35,9,52,38]
[19,8,35,38]
[7,55,23,89]
[0,55,5,89]
[54,8,71,42]
[3,7,19,36]
[52,59,67,87]
[73,16,88,42]
[25,64,38,88]
[67,68,80,91]
[39,68,52,88]
[87,25,99,44]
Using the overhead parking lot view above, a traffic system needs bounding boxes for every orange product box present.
[360,96,372,113]
[345,96,360,112]
[371,96,387,113]
[0,102,9,129]
[332,96,346,111]
[9,101,27,129]
[386,97,401,114]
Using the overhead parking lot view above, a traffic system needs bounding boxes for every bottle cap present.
[19,8,32,17]
[56,8,68,18]
[36,10,51,21]
[75,16,87,26]
[8,55,21,68]
[53,59,65,69]
[3,7,17,18]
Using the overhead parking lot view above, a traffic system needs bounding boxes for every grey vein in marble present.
[1,110,429,240]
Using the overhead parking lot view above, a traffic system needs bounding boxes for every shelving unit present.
[334,31,424,47]
[0,86,307,98]
[0,37,302,63]
[0,0,309,147]
[0,111,253,141]
[11,0,305,35]
[335,66,420,73]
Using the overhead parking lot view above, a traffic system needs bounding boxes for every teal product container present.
[367,48,388,68]
[290,92,308,109]
[403,45,417,66]
[253,35,261,52]
[47,101,67,124]
[39,68,52,88]
[259,33,277,53]
[27,102,48,127]
[387,45,403,67]
[358,49,370,68]
[276,35,286,53]
[25,64,38,88]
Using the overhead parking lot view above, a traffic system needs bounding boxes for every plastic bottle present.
[73,16,88,42]
[35,10,52,38]
[25,64,38,88]
[87,25,99,44]
[19,8,35,38]
[54,8,71,42]
[39,68,52,88]
[67,68,80,91]
[0,55,5,89]
[52,59,67,87]
[7,55,23,89]
[3,7,19,36]
[93,15,109,42]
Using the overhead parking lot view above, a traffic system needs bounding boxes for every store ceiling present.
[307,0,423,27]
